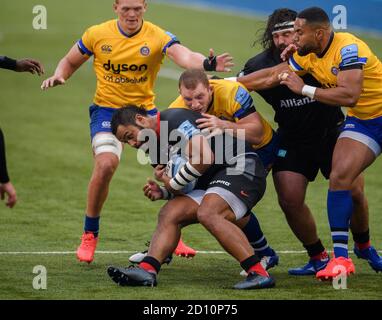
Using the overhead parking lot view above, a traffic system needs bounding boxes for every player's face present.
[180,83,213,113]
[114,0,147,34]
[115,124,143,148]
[272,30,295,52]
[293,18,319,56]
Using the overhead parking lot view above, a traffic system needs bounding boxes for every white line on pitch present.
[1,250,378,255]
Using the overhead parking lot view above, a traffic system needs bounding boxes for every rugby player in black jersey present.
[107,106,275,289]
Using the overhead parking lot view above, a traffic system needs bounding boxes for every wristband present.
[302,85,317,99]
[169,162,202,191]
[224,77,237,82]
[159,186,173,200]
[203,56,217,71]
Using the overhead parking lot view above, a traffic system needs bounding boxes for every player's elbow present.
[345,95,360,108]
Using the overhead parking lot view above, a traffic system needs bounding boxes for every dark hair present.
[297,7,330,26]
[111,105,148,135]
[178,69,210,90]
[259,8,297,50]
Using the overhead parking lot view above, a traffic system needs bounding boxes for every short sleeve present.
[77,27,94,57]
[161,30,180,55]
[288,53,307,76]
[338,43,368,71]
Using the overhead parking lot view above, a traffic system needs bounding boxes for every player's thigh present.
[198,193,237,223]
[158,195,199,226]
[330,137,376,188]
[273,171,309,207]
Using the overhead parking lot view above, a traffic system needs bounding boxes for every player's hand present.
[280,44,298,61]
[143,179,163,201]
[280,71,305,95]
[41,75,66,90]
[0,182,17,208]
[196,113,226,131]
[211,48,234,72]
[15,58,45,75]
[154,165,166,181]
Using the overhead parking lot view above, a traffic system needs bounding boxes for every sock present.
[247,263,269,277]
[240,254,269,277]
[84,215,100,238]
[140,256,161,274]
[327,190,353,258]
[304,239,326,258]
[242,212,272,257]
[353,229,371,250]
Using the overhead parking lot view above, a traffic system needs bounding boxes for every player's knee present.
[92,133,122,160]
[95,156,119,178]
[158,205,184,226]
[329,170,353,189]
[277,193,304,214]
[197,207,217,229]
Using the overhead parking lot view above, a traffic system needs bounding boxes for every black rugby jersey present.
[239,49,344,144]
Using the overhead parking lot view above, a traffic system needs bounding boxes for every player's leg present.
[108,194,200,287]
[317,136,376,279]
[273,171,329,275]
[77,106,122,263]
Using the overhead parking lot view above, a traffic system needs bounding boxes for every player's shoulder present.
[85,19,116,36]
[143,20,168,36]
[209,79,247,94]
[241,49,277,75]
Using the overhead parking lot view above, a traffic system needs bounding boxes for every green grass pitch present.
[0,0,381,300]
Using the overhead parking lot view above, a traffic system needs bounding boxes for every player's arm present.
[161,135,214,194]
[280,69,363,107]
[41,44,88,90]
[196,112,264,145]
[167,44,234,72]
[233,62,289,91]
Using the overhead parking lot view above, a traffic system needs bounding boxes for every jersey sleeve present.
[77,27,94,57]
[288,53,308,76]
[338,42,368,71]
[160,30,180,55]
[231,85,257,121]
[168,95,187,109]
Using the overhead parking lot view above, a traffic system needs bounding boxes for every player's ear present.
[143,0,147,12]
[113,1,118,14]
[135,114,146,127]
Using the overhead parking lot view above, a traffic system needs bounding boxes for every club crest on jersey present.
[140,46,150,56]
[331,66,339,76]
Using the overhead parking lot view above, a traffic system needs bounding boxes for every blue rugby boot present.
[354,246,382,273]
[288,252,329,276]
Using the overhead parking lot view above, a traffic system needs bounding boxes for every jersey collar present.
[117,20,144,38]
[316,31,335,58]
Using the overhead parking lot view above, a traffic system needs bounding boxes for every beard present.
[297,43,317,56]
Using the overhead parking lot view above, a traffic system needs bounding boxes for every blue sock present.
[327,190,353,258]
[242,212,273,257]
[84,215,100,238]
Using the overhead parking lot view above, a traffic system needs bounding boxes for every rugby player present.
[107,106,275,289]
[41,0,233,263]
[278,7,382,278]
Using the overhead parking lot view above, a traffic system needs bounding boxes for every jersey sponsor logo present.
[140,46,150,56]
[103,60,148,74]
[103,74,148,84]
[280,97,314,108]
[277,149,287,158]
[177,120,200,140]
[102,121,111,128]
[210,180,231,186]
[331,66,339,75]
[101,45,112,54]
[344,123,355,129]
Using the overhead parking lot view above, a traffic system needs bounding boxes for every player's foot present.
[240,250,279,276]
[174,238,196,258]
[288,255,330,276]
[354,246,382,273]
[316,257,355,281]
[234,271,275,290]
[129,241,172,265]
[76,232,98,263]
[107,265,157,287]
